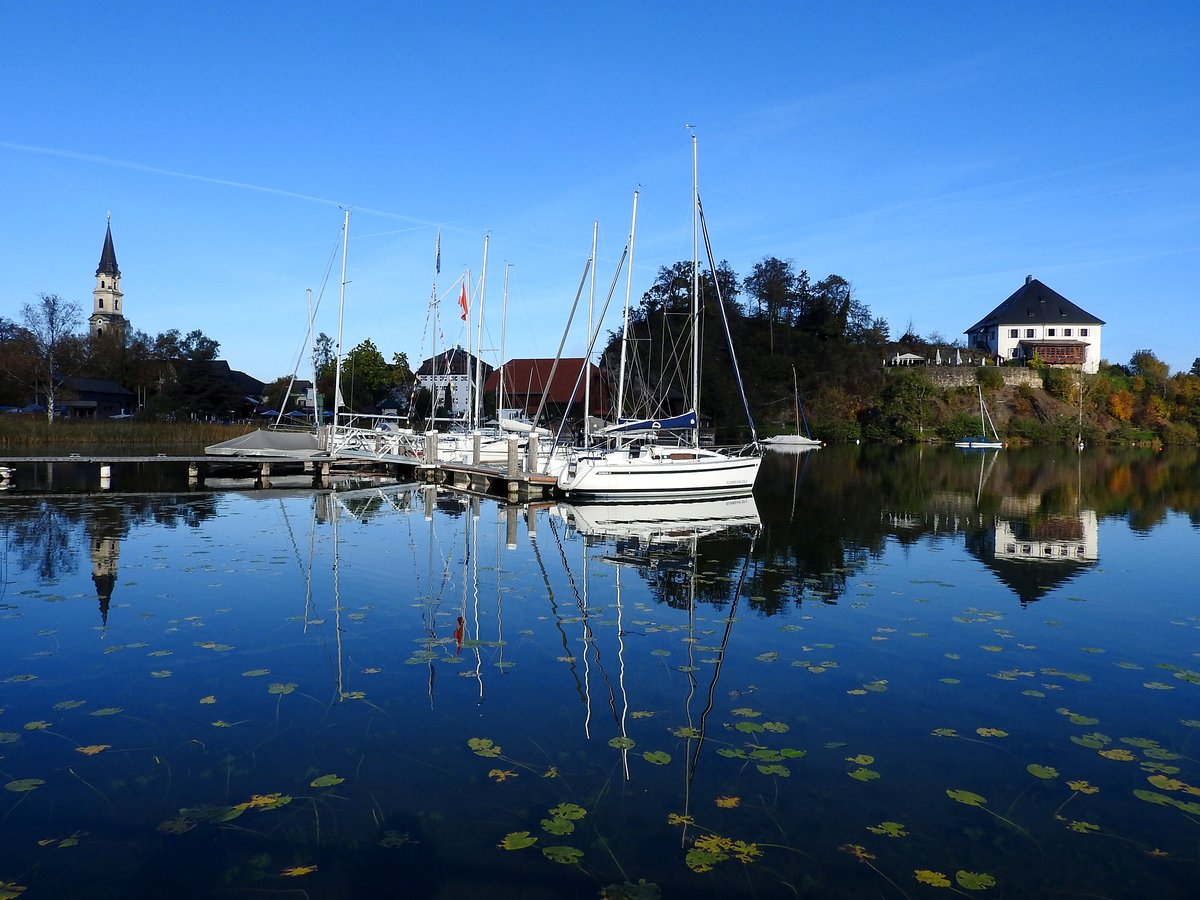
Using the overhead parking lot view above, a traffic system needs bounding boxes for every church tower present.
[89,216,129,341]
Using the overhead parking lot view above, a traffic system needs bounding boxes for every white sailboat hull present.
[762,434,822,449]
[556,446,762,501]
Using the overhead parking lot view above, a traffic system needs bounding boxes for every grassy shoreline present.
[0,417,252,450]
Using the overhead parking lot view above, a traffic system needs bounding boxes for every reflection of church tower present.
[91,533,120,626]
[89,217,128,341]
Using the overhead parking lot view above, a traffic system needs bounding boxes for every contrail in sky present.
[0,140,432,225]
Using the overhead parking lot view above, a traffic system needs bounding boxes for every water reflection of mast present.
[529,512,588,707]
[680,530,757,844]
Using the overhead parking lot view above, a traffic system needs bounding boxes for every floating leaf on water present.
[150,670,172,678]
[0,732,20,744]
[488,769,517,782]
[1068,714,1099,725]
[735,722,765,734]
[750,749,782,762]
[155,816,196,835]
[1067,820,1100,833]
[1027,764,1059,780]
[0,883,28,900]
[717,748,747,759]
[194,641,234,652]
[940,678,961,684]
[280,865,317,877]
[309,774,344,788]
[4,779,45,793]
[915,869,951,887]
[242,669,271,677]
[4,674,38,683]
[932,728,958,737]
[757,764,791,777]
[267,682,296,695]
[754,651,780,663]
[1067,780,1099,794]
[731,708,761,718]
[549,803,586,820]
[378,830,412,848]
[643,751,671,765]
[498,831,537,850]
[608,736,635,750]
[53,700,86,710]
[1143,682,1175,691]
[340,691,366,700]
[541,816,575,835]
[199,696,216,705]
[847,767,880,782]
[1143,747,1182,761]
[468,738,501,758]
[762,721,789,733]
[23,721,51,731]
[780,748,807,759]
[542,845,584,864]
[714,796,740,808]
[685,847,725,873]
[956,870,997,890]
[840,843,875,862]
[246,793,292,810]
[1181,720,1200,728]
[1133,789,1174,806]
[846,754,875,765]
[90,708,122,717]
[542,767,559,779]
[976,728,1008,738]
[667,813,694,826]
[1099,749,1136,761]
[947,789,986,807]
[867,821,908,837]
[75,745,110,756]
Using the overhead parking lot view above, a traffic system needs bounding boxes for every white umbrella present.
[935,348,942,365]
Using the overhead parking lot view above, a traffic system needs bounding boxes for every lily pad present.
[643,750,671,765]
[542,845,583,864]
[956,870,997,890]
[267,682,297,695]
[498,831,537,850]
[310,774,344,788]
[4,779,45,793]
[1027,764,1059,779]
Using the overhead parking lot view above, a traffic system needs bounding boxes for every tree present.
[341,339,392,410]
[19,293,84,423]
[743,256,798,352]
[1130,349,1169,384]
[1190,357,1200,377]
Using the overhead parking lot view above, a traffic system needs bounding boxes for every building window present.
[1009,328,1018,339]
[1025,328,1035,338]
[98,299,104,309]
[1080,328,1089,336]
[1064,328,1072,337]
[1047,328,1056,337]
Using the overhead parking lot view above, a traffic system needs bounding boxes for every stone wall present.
[908,366,1042,390]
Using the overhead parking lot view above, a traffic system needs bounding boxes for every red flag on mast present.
[458,283,468,321]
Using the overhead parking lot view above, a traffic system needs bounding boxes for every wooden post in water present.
[505,504,518,549]
[507,436,520,499]
[526,433,539,475]
[472,433,481,465]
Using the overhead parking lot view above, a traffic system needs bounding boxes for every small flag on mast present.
[458,282,468,321]
[435,231,441,275]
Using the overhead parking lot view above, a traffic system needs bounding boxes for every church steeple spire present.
[90,215,128,341]
[97,215,120,278]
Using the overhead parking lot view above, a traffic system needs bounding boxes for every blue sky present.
[3,1,1197,382]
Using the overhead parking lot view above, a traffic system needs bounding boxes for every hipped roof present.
[966,278,1104,334]
[484,358,605,404]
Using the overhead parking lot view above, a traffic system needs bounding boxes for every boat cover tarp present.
[205,429,324,458]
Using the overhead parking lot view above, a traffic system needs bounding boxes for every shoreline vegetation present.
[0,419,247,450]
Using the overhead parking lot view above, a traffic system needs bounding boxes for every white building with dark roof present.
[965,276,1105,373]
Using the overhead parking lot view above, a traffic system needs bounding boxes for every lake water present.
[1,446,1197,899]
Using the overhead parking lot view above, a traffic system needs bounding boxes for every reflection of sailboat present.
[556,496,761,545]
[955,385,1005,449]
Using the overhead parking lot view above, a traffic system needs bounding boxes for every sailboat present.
[555,132,762,501]
[762,366,822,451]
[955,385,1005,449]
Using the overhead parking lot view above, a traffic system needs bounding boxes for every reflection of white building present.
[994,510,1098,564]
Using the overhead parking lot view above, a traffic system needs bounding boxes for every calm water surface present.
[1,446,1197,899]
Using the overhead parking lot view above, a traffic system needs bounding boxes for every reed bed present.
[0,417,251,449]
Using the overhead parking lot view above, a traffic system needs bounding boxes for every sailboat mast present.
[474,235,489,431]
[615,190,638,428]
[690,129,701,448]
[332,208,350,429]
[498,263,509,417]
[584,221,598,446]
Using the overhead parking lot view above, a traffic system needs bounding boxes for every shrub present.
[975,367,1003,391]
